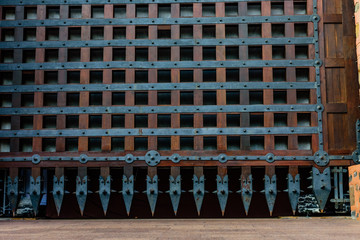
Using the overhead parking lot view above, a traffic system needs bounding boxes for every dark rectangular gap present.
[157,92,171,105]
[89,115,102,128]
[43,93,57,106]
[275,136,288,150]
[2,29,14,41]
[158,70,171,83]
[43,115,57,129]
[135,115,148,128]
[113,27,126,39]
[20,138,32,152]
[112,92,125,105]
[203,114,217,127]
[112,137,125,151]
[294,2,307,15]
[247,3,261,16]
[65,138,78,151]
[295,46,308,59]
[180,114,194,128]
[88,137,102,151]
[249,68,263,82]
[225,25,239,38]
[44,71,58,84]
[203,47,216,60]
[203,25,216,38]
[158,47,171,61]
[134,137,148,150]
[21,94,34,107]
[250,114,264,127]
[202,4,215,17]
[90,71,103,83]
[158,4,171,18]
[297,90,310,104]
[66,93,79,106]
[274,113,287,126]
[22,71,35,85]
[226,69,239,82]
[180,137,194,150]
[68,27,81,40]
[248,24,261,37]
[66,115,79,128]
[157,137,171,150]
[180,26,193,39]
[226,47,239,60]
[1,50,13,63]
[273,68,286,82]
[89,92,102,106]
[0,72,13,85]
[91,27,104,40]
[249,91,263,105]
[227,136,240,150]
[180,91,194,105]
[273,91,287,104]
[25,7,37,20]
[157,114,171,128]
[111,115,125,128]
[158,27,171,39]
[90,48,103,61]
[46,28,59,41]
[69,6,82,18]
[67,71,80,84]
[297,113,311,126]
[180,4,193,17]
[20,116,33,129]
[203,137,217,150]
[203,91,217,105]
[180,70,193,82]
[271,3,284,15]
[250,136,264,150]
[227,114,240,127]
[272,24,285,37]
[67,49,81,62]
[135,92,148,105]
[0,116,11,129]
[47,7,60,19]
[91,6,104,18]
[135,26,148,39]
[225,3,238,17]
[114,5,126,18]
[226,91,240,105]
[23,50,35,63]
[24,28,37,41]
[0,139,10,152]
[296,68,309,82]
[112,70,125,83]
[45,49,58,62]
[42,138,56,152]
[272,46,285,59]
[203,69,216,82]
[135,48,148,61]
[295,23,308,37]
[135,70,148,83]
[136,5,148,18]
[298,136,312,150]
[248,46,262,59]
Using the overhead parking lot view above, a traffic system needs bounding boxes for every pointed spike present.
[197,210,201,216]
[221,210,225,216]
[174,210,177,216]
[292,210,296,215]
[269,211,273,216]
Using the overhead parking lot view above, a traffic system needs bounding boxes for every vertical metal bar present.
[339,167,343,201]
[333,167,339,209]
[2,171,6,215]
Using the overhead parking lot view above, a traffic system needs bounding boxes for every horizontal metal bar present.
[0,104,319,115]
[0,15,315,28]
[0,60,318,71]
[0,37,315,49]
[0,82,317,93]
[0,127,318,137]
[0,0,290,6]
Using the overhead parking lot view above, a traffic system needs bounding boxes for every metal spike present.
[287,174,300,215]
[53,175,64,216]
[99,175,111,216]
[76,176,88,216]
[169,175,181,216]
[6,176,18,216]
[146,175,158,216]
[122,175,134,216]
[264,175,277,216]
[216,175,229,216]
[29,176,41,216]
[312,167,331,211]
[240,174,253,216]
[193,175,205,216]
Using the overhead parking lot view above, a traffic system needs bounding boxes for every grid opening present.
[135,70,148,83]
[136,26,148,39]
[298,136,312,150]
[47,7,60,19]
[25,7,37,20]
[20,116,33,129]
[158,92,171,105]
[43,116,57,129]
[112,70,125,83]
[113,27,126,39]
[158,70,171,83]
[66,93,79,106]
[158,48,171,61]
[250,136,264,150]
[249,91,263,105]
[203,114,217,127]
[272,46,285,59]
[114,5,126,18]
[247,3,261,16]
[180,137,194,150]
[226,91,240,105]
[90,48,103,61]
[20,138,33,152]
[180,26,193,39]
[135,48,148,61]
[2,29,14,42]
[45,49,58,62]
[295,24,308,37]
[225,25,239,38]
[24,28,37,41]
[297,90,310,104]
[203,47,216,60]
[157,114,171,128]
[0,72,12,85]
[43,93,57,106]
[274,113,288,127]
[248,24,262,38]
[202,4,215,17]
[250,114,264,127]
[89,115,102,128]
[249,69,263,82]
[225,3,238,17]
[227,136,241,150]
[112,92,125,105]
[21,94,34,107]
[46,28,59,41]
[65,138,78,152]
[202,25,216,38]
[134,137,148,151]
[91,6,104,18]
[136,5,149,18]
[273,91,287,104]
[0,116,11,130]
[88,138,102,151]
[158,4,171,18]
[271,3,284,15]
[69,6,82,19]
[296,68,309,82]
[227,114,241,127]
[273,68,286,82]
[112,137,125,151]
[272,24,285,37]
[226,69,239,82]
[0,139,10,152]
[298,113,311,126]
[275,136,288,150]
[89,92,103,106]
[42,138,56,152]
[90,71,103,84]
[66,115,79,128]
[203,91,217,105]
[180,4,193,17]
[180,70,193,82]
[204,137,217,150]
[203,69,216,82]
[91,27,104,40]
[180,91,194,105]
[68,28,81,40]
[67,71,80,84]
[111,115,125,128]
[135,115,148,128]
[23,50,35,63]
[44,71,58,84]
[157,137,171,150]
[68,49,81,62]
[180,114,194,128]
[22,71,35,85]
[135,92,148,105]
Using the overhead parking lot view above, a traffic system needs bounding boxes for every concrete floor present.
[0,217,359,240]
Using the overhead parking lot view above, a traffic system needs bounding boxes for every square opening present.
[295,24,308,37]
[296,68,309,82]
[23,50,35,63]
[88,137,102,151]
[43,93,57,106]
[20,116,33,129]
[43,116,57,129]
[203,47,216,60]
[271,3,284,15]
[91,6,104,18]
[250,114,264,127]
[157,137,171,150]
[273,91,287,104]
[204,137,217,150]
[226,91,240,105]
[274,113,287,126]
[227,136,240,150]
[180,47,193,61]
[136,5,148,18]
[248,24,261,37]
[114,5,126,18]
[112,70,125,83]
[24,28,37,41]
[44,71,58,84]
[0,72,13,85]
[273,68,286,82]
[67,71,80,84]
[272,46,285,59]
[158,4,171,18]
[21,71,35,85]
[112,92,125,105]
[90,48,103,61]
[180,114,194,127]
[91,27,104,40]
[112,115,125,128]
[3,7,15,20]
[68,27,81,40]
[45,49,58,62]
[135,48,148,61]
[0,139,10,152]
[248,46,262,59]
[65,138,78,152]
[158,70,171,83]
[202,4,215,17]
[226,69,239,82]
[203,114,217,127]
[275,136,288,150]
[158,28,171,39]
[203,69,216,82]
[136,26,148,39]
[225,3,238,17]
[89,115,102,128]
[135,70,148,83]
[112,137,124,151]
[90,71,103,84]
[42,138,56,152]
[134,137,148,150]
[298,136,312,150]
[202,25,216,38]
[66,93,79,106]
[180,137,194,150]
[135,115,148,128]
[180,4,193,17]
[225,25,239,38]
[180,91,194,105]
[25,7,37,20]
[295,46,308,59]
[247,3,261,16]
[135,92,148,105]
[0,116,11,129]
[113,27,126,39]
[226,47,239,60]
[250,136,264,150]
[180,26,193,39]
[47,7,60,19]
[46,28,59,41]
[21,94,34,107]
[89,92,103,106]
[158,47,171,61]
[158,92,171,105]
[69,6,82,18]
[113,48,126,61]
[249,91,263,105]
[158,114,171,128]
[294,2,307,15]
[68,49,81,62]
[297,90,310,104]
[272,24,285,37]
[180,70,193,82]
[1,50,14,63]
[2,29,14,41]
[227,114,240,127]
[203,91,217,105]
[249,69,263,82]
[20,138,33,152]
[66,115,79,128]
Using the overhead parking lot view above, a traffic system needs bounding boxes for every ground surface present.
[0,217,359,240]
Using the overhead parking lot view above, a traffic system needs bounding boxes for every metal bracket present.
[31,154,41,165]
[240,174,253,216]
[170,154,181,163]
[265,153,275,163]
[217,154,228,164]
[52,175,64,216]
[75,175,88,216]
[145,150,161,166]
[79,154,89,164]
[312,167,331,211]
[99,175,111,216]
[6,176,18,215]
[193,175,205,216]
[169,175,181,215]
[29,176,41,216]
[125,154,135,164]
[146,175,158,216]
[264,174,277,216]
[121,175,134,216]
[287,174,300,215]
[215,175,229,216]
[314,151,329,166]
